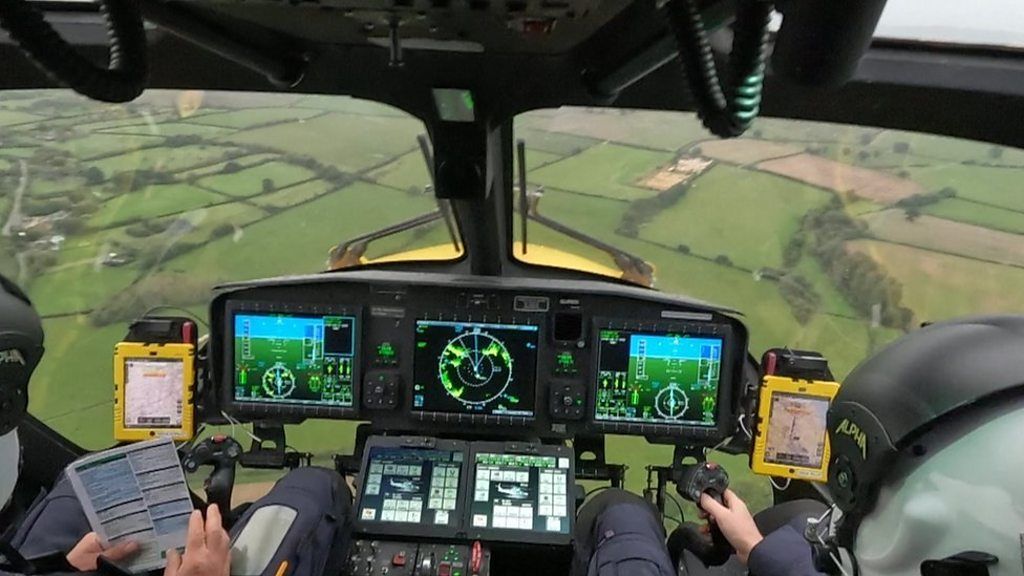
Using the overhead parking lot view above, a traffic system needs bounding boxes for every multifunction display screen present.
[595,330,722,426]
[413,320,539,417]
[357,447,464,528]
[233,313,356,407]
[764,393,830,468]
[470,453,572,535]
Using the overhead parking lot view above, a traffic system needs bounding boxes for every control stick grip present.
[676,462,733,567]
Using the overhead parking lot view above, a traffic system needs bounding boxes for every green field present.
[190,107,323,128]
[27,264,141,316]
[88,183,227,228]
[224,113,422,172]
[0,109,41,126]
[366,150,432,191]
[199,161,316,197]
[871,131,1024,166]
[519,109,706,151]
[92,144,239,175]
[252,179,335,209]
[531,142,672,200]
[922,198,1024,234]
[28,176,88,197]
[640,164,832,270]
[54,132,162,160]
[164,182,437,280]
[515,127,601,156]
[849,240,1024,323]
[904,164,1024,212]
[102,122,232,137]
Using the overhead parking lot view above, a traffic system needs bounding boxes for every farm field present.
[3,91,1023,515]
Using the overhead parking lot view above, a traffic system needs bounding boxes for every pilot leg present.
[571,489,676,576]
[4,474,91,562]
[228,467,353,576]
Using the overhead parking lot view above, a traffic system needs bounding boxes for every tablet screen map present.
[765,393,830,468]
[124,359,184,428]
[596,331,721,426]
[234,313,356,407]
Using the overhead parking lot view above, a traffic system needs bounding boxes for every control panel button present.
[363,371,401,410]
[549,382,585,420]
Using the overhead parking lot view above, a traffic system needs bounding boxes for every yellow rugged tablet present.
[114,342,195,442]
[751,375,840,482]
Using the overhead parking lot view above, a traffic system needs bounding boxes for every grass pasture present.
[530,142,673,200]
[164,182,437,281]
[903,164,1024,212]
[92,144,235,175]
[88,183,226,228]
[224,113,422,172]
[190,107,323,128]
[366,150,432,192]
[696,139,801,165]
[848,240,1024,323]
[199,161,316,198]
[640,164,831,270]
[515,127,601,156]
[758,153,924,204]
[519,108,706,151]
[251,180,335,209]
[922,198,1024,235]
[863,210,1024,268]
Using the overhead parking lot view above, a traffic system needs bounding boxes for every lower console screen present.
[413,320,539,417]
[470,453,571,535]
[358,447,463,528]
[233,313,356,407]
[595,330,722,426]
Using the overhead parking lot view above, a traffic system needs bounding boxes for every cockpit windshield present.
[0,89,462,447]
[513,107,1024,378]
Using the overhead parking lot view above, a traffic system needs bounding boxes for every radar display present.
[413,320,539,417]
[234,313,356,407]
[595,330,721,426]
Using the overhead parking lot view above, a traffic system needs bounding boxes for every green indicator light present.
[378,342,396,358]
[417,341,427,349]
[557,352,574,369]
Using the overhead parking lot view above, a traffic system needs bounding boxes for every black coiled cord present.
[0,0,147,103]
[666,0,773,138]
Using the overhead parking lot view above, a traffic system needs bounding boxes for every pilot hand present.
[164,505,232,576]
[699,489,763,565]
[66,532,140,571]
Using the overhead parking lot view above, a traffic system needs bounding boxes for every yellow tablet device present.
[114,342,195,442]
[751,375,840,482]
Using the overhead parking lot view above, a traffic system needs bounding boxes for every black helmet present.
[0,274,44,436]
[826,315,1024,543]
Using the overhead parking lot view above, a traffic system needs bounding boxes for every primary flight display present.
[413,320,539,417]
[233,313,357,407]
[595,330,722,426]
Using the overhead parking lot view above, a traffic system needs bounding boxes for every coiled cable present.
[666,0,773,138]
[0,0,147,103]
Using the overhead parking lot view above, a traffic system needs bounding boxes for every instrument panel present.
[208,271,749,445]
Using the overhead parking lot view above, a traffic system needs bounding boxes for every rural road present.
[1,159,28,237]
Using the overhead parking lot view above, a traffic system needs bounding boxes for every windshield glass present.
[1,89,459,449]
[515,107,1024,507]
[876,0,1024,47]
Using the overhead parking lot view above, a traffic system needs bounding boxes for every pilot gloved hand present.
[699,490,762,565]
[164,505,231,576]
[65,533,140,572]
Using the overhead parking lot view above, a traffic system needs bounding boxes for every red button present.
[391,553,406,567]
[438,563,451,576]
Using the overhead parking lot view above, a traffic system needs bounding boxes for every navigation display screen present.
[413,320,539,417]
[470,453,571,535]
[124,359,185,428]
[764,393,830,468]
[357,447,464,528]
[233,313,357,407]
[595,330,722,426]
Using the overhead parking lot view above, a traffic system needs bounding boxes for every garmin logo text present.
[0,349,26,366]
[835,418,867,460]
